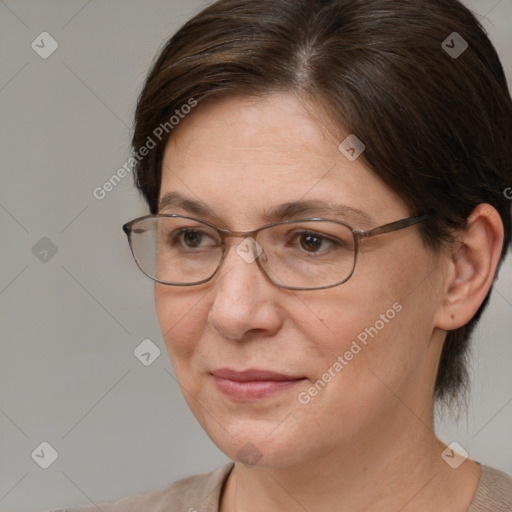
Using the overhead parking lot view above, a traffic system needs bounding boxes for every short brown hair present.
[131,0,512,403]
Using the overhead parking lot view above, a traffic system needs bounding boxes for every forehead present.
[159,93,406,228]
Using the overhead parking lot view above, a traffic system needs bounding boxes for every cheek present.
[304,298,399,380]
[307,247,436,376]
[154,284,207,364]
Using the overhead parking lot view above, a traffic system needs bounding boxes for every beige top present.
[53,463,512,512]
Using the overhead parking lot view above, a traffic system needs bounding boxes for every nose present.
[207,238,284,340]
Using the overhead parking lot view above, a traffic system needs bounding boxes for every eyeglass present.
[122,213,430,291]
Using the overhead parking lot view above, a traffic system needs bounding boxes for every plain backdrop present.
[0,1,511,511]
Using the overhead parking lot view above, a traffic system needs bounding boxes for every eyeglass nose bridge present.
[200,224,305,291]
[212,230,268,278]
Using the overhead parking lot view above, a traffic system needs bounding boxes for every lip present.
[212,368,302,381]
[211,368,306,401]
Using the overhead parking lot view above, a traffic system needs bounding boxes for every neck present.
[220,405,480,512]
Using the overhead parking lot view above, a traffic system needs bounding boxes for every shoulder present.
[468,464,512,512]
[50,463,234,512]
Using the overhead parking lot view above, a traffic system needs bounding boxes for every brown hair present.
[131,0,512,403]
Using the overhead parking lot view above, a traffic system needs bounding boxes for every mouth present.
[211,368,307,401]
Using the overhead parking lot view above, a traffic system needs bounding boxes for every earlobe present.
[435,204,504,331]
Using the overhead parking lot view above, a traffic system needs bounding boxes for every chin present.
[198,415,311,468]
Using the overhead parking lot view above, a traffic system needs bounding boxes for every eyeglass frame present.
[122,212,431,291]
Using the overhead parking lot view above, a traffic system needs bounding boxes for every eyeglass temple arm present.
[356,213,431,239]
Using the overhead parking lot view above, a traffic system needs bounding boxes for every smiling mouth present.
[211,368,307,401]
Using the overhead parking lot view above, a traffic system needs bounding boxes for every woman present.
[62,0,512,510]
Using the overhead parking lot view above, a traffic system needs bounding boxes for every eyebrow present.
[159,191,213,217]
[158,191,374,226]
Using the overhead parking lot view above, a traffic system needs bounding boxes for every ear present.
[435,203,504,330]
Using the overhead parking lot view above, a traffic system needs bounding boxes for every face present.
[155,93,444,469]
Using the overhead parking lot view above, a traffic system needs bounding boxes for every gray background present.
[0,1,511,511]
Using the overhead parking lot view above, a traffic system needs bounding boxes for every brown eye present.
[300,234,323,252]
[181,230,204,247]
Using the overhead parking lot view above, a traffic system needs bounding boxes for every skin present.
[154,93,503,512]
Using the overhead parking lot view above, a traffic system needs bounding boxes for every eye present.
[289,231,340,254]
[181,229,204,247]
[171,228,218,249]
[300,233,323,252]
